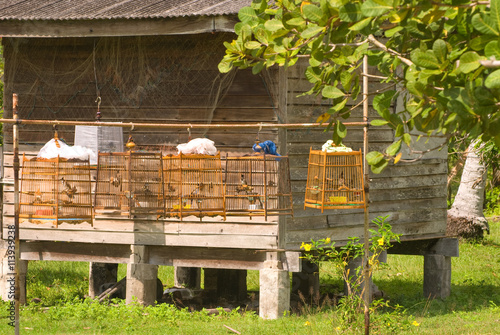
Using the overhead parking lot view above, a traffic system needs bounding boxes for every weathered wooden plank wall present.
[1,34,282,250]
[284,60,448,249]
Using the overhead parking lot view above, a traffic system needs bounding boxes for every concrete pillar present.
[88,262,118,298]
[424,254,451,299]
[174,267,201,289]
[291,259,319,301]
[259,261,290,319]
[125,245,158,306]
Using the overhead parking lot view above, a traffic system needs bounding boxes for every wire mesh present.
[304,149,366,213]
[19,155,93,226]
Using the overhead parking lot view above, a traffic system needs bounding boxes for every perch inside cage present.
[162,153,225,220]
[94,152,164,217]
[224,154,293,219]
[304,148,366,213]
[19,155,93,226]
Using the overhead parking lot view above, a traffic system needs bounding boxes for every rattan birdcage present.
[223,154,293,219]
[19,155,93,226]
[304,148,366,213]
[162,153,225,220]
[95,152,164,217]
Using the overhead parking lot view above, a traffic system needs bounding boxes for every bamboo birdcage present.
[94,152,164,217]
[19,155,93,226]
[304,148,366,213]
[223,154,293,219]
[162,153,225,220]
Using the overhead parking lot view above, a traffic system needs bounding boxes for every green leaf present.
[339,3,363,23]
[361,0,392,17]
[432,39,448,64]
[485,69,500,88]
[370,158,389,174]
[373,90,396,120]
[402,133,411,146]
[305,67,322,83]
[485,40,500,60]
[472,12,499,36]
[458,51,482,74]
[245,41,262,50]
[349,17,372,31]
[322,86,345,99]
[286,17,306,27]
[335,121,347,138]
[218,59,233,73]
[252,62,265,74]
[366,151,385,165]
[302,4,324,23]
[385,25,404,37]
[411,51,440,69]
[385,140,402,156]
[238,7,259,25]
[301,25,325,38]
[371,119,389,126]
[264,19,285,32]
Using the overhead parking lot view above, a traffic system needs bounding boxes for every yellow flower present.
[378,237,384,246]
[304,321,311,326]
[324,237,331,244]
[303,243,312,252]
[412,321,420,327]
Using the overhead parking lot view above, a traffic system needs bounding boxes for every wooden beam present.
[0,16,239,38]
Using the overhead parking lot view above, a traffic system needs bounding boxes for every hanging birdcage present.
[94,152,164,217]
[19,155,93,226]
[162,153,225,220]
[304,148,366,213]
[223,154,293,219]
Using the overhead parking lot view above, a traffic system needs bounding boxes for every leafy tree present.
[219,0,500,173]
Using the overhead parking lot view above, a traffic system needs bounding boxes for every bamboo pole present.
[0,118,368,129]
[362,56,371,335]
[12,94,21,335]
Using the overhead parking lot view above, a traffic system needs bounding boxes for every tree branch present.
[367,35,414,67]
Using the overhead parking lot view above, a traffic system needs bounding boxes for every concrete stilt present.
[125,245,158,305]
[88,262,118,298]
[424,254,451,299]
[18,260,27,305]
[259,261,290,319]
[174,266,201,289]
[291,260,319,301]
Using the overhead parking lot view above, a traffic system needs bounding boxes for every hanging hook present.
[95,96,102,121]
[255,123,263,144]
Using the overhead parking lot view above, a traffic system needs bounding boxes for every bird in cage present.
[165,183,176,193]
[236,174,253,193]
[109,173,121,188]
[61,177,77,199]
[141,183,153,195]
[32,188,44,204]
[190,182,205,209]
[124,190,141,207]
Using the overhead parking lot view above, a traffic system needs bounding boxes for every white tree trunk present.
[448,141,489,235]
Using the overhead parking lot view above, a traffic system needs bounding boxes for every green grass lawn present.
[0,220,498,334]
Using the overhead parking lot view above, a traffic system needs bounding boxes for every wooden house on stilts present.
[0,0,457,319]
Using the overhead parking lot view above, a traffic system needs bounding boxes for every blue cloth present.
[253,140,280,156]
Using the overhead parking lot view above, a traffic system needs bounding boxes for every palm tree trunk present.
[447,141,489,238]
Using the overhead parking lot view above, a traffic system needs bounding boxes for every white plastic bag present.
[321,140,353,153]
[176,138,218,155]
[37,138,96,161]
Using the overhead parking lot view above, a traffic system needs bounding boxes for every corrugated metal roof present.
[0,0,250,20]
